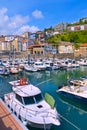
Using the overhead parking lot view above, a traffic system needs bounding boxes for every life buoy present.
[20,78,26,85]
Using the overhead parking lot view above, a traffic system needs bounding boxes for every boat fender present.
[20,116,28,125]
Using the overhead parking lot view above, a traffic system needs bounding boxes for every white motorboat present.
[0,65,10,75]
[45,60,55,70]
[34,61,46,71]
[10,67,19,74]
[61,59,79,68]
[4,78,60,129]
[24,64,38,72]
[77,59,87,66]
[57,77,87,103]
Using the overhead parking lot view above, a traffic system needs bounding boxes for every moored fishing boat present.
[4,78,60,129]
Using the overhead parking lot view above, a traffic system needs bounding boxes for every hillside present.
[47,30,87,44]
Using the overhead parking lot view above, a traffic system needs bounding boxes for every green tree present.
[74,43,80,49]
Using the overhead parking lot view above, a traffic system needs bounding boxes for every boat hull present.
[58,90,87,103]
[6,105,54,129]
[27,121,52,129]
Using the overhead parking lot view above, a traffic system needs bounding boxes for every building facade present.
[58,42,74,54]
[54,23,67,32]
[67,24,87,31]
[74,43,87,58]
[28,44,45,55]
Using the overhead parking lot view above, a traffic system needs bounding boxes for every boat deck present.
[0,98,28,130]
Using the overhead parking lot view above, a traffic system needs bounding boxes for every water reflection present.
[58,93,87,113]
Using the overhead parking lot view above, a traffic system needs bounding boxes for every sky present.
[0,0,87,35]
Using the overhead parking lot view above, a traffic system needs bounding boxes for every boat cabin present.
[14,84,43,105]
[15,92,43,105]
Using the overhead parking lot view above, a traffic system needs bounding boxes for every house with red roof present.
[28,44,45,55]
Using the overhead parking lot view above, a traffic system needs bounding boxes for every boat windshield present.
[23,93,43,105]
[23,96,35,105]
[34,93,43,103]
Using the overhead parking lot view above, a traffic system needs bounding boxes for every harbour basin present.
[0,66,87,130]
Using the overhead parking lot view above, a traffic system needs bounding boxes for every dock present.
[0,98,28,130]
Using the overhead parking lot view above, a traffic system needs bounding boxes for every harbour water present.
[0,66,87,130]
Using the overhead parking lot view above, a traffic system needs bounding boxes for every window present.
[16,94,23,104]
[50,63,53,66]
[41,51,43,54]
[34,51,36,54]
[23,96,35,105]
[38,51,40,54]
[35,93,43,103]
[22,94,43,105]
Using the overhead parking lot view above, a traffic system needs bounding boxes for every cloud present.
[0,7,40,35]
[15,25,39,34]
[0,7,8,15]
[0,7,9,27]
[32,10,44,19]
[9,15,29,29]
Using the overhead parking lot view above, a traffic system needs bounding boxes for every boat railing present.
[5,95,38,116]
[67,78,87,87]
[13,81,29,87]
[5,94,57,119]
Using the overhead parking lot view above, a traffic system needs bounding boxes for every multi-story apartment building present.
[5,35,15,42]
[54,22,67,33]
[67,24,87,31]
[80,18,87,22]
[11,36,28,52]
[22,32,31,38]
[0,35,11,51]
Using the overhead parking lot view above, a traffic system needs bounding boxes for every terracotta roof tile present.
[28,44,45,49]
[80,43,87,47]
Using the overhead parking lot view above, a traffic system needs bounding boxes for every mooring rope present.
[36,78,52,86]
[60,114,80,130]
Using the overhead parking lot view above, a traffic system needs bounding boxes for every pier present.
[0,98,28,130]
